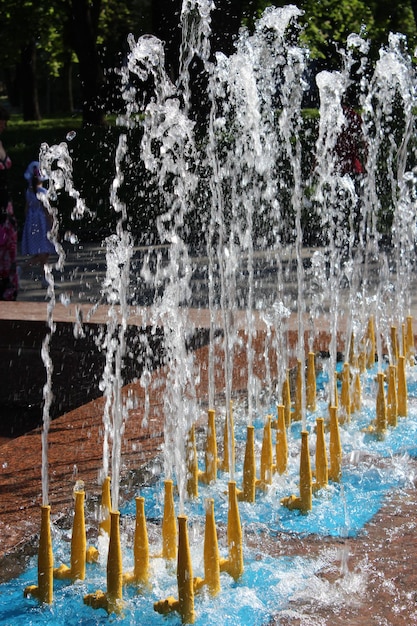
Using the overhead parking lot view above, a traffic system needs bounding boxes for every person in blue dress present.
[21,161,55,281]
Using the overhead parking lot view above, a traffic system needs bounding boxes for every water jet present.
[2,2,417,625]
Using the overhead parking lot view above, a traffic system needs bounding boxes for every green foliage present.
[249,0,417,64]
[300,0,374,60]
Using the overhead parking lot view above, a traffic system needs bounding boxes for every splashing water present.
[11,2,417,623]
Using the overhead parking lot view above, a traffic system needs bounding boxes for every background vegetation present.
[1,0,417,124]
[1,1,416,243]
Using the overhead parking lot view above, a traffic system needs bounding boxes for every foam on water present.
[1,549,325,626]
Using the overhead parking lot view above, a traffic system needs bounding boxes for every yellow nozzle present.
[332,372,339,409]
[397,355,408,417]
[155,515,195,624]
[363,370,387,439]
[340,362,351,423]
[199,409,218,485]
[177,515,195,623]
[391,325,399,364]
[306,351,317,412]
[219,402,235,474]
[351,357,362,413]
[54,490,86,582]
[328,406,342,482]
[406,316,414,365]
[348,332,355,366]
[366,316,376,369]
[220,481,244,581]
[375,370,387,436]
[387,364,398,427]
[293,360,303,422]
[123,496,149,588]
[162,479,177,560]
[99,476,112,537]
[186,425,199,499]
[106,511,123,612]
[238,425,256,502]
[274,404,288,475]
[282,371,292,427]
[202,499,221,596]
[256,415,273,490]
[281,431,312,514]
[312,418,328,492]
[24,504,54,604]
[84,510,124,614]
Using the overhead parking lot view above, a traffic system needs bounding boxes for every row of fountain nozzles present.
[24,474,244,624]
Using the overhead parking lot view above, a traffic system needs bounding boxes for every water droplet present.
[66,130,76,141]
[60,292,71,306]
[64,231,79,244]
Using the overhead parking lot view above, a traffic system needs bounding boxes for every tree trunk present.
[70,0,106,126]
[20,39,41,121]
[63,58,74,113]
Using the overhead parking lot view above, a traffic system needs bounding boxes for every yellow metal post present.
[281,431,312,514]
[24,504,54,604]
[387,364,398,427]
[274,404,288,475]
[239,425,256,502]
[162,479,177,561]
[312,418,328,492]
[306,352,317,412]
[328,406,342,482]
[199,409,218,484]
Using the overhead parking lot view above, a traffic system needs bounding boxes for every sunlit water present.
[4,0,417,624]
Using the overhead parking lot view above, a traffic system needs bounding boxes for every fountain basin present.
[1,325,417,624]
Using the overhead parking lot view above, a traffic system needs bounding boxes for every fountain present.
[1,1,417,624]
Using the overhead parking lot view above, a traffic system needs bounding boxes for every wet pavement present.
[15,239,417,318]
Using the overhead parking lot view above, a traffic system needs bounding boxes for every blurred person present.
[0,106,18,300]
[21,161,54,286]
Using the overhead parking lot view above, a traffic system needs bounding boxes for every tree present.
[67,0,106,125]
[1,0,417,123]
[0,0,49,119]
[20,39,41,121]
